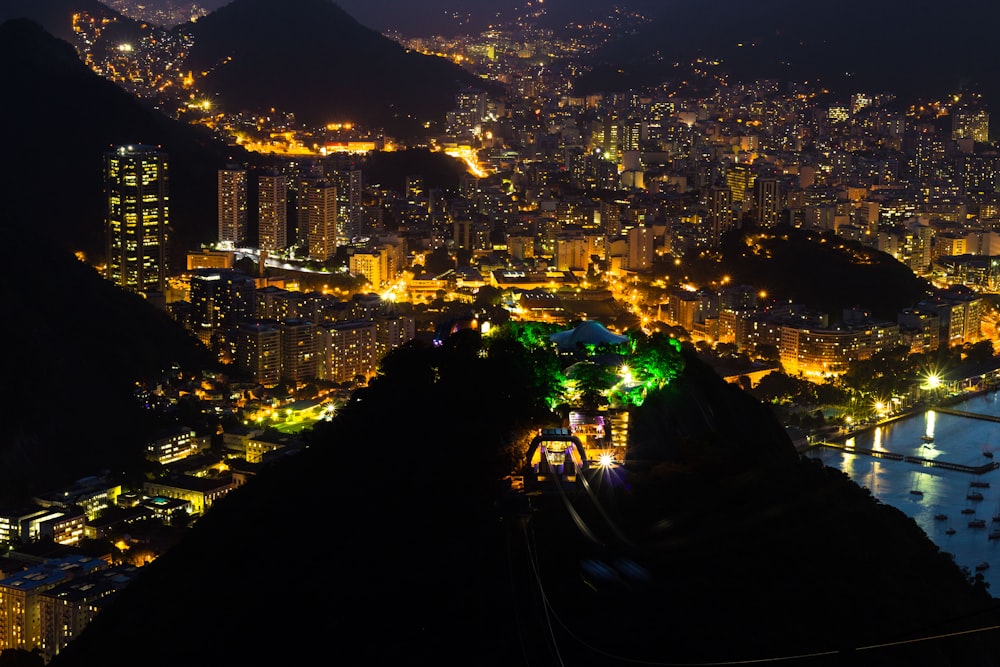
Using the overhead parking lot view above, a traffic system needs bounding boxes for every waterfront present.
[807,391,1000,595]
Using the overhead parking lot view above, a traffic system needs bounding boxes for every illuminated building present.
[104,145,169,294]
[30,479,121,523]
[317,320,376,383]
[919,291,983,346]
[555,235,591,272]
[301,179,337,261]
[754,177,783,228]
[142,475,236,515]
[374,314,416,361]
[725,163,755,206]
[898,308,941,353]
[232,319,282,385]
[38,566,138,663]
[280,318,318,383]
[350,250,384,288]
[217,165,247,246]
[186,250,234,270]
[146,426,200,465]
[245,431,301,464]
[489,269,579,290]
[779,323,901,377]
[709,186,735,247]
[190,269,257,329]
[952,108,989,143]
[0,556,107,654]
[326,169,363,244]
[625,226,655,271]
[258,171,289,252]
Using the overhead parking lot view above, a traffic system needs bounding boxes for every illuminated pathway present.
[813,441,1000,475]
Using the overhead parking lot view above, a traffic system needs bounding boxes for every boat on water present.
[969,519,987,528]
[946,527,957,535]
[968,492,985,501]
[976,562,991,571]
[970,481,990,488]
[962,508,977,515]
[934,513,948,521]
[985,451,995,459]
[921,434,934,443]
[990,529,1000,540]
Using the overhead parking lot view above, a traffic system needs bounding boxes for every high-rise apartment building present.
[217,165,247,246]
[232,320,282,386]
[327,169,362,244]
[952,108,990,143]
[709,186,735,247]
[754,177,783,228]
[104,145,169,294]
[301,180,338,262]
[258,171,288,252]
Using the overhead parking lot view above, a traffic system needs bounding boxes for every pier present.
[814,441,1000,475]
[932,407,1000,424]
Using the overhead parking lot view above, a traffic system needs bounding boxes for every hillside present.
[0,18,255,265]
[577,0,1000,111]
[49,334,1000,666]
[0,0,129,42]
[0,224,213,502]
[674,227,935,322]
[178,0,490,137]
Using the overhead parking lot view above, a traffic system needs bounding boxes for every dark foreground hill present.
[49,333,1000,666]
[0,18,253,265]
[179,0,491,138]
[0,225,213,502]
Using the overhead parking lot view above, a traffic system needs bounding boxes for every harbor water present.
[807,391,1000,595]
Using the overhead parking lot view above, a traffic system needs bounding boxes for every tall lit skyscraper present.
[302,180,337,261]
[217,165,247,247]
[104,144,169,294]
[709,185,735,247]
[327,169,362,244]
[258,171,288,252]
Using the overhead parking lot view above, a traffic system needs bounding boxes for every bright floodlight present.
[926,373,941,389]
[599,454,613,468]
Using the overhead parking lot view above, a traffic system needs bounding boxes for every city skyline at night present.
[4,0,1000,664]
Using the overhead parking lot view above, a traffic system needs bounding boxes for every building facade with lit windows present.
[232,319,282,386]
[779,323,901,377]
[317,320,376,383]
[104,145,169,294]
[38,566,139,663]
[142,475,236,515]
[280,318,318,383]
[350,251,384,288]
[217,165,247,246]
[302,179,338,261]
[258,171,289,251]
[0,556,107,654]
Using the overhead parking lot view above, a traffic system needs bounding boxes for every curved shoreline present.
[820,387,999,446]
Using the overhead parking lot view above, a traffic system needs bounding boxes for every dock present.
[814,441,1000,475]
[932,407,1000,424]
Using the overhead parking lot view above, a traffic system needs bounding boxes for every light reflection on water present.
[807,392,1000,595]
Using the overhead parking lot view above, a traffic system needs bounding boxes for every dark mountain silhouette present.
[332,0,665,38]
[0,18,256,266]
[0,224,213,503]
[0,0,129,42]
[49,335,1000,666]
[700,227,935,322]
[577,0,1000,110]
[178,0,491,137]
